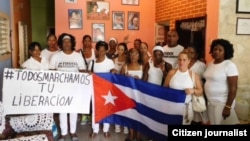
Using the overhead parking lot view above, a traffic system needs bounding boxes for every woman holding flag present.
[163,51,204,125]
[88,40,117,138]
[120,48,144,141]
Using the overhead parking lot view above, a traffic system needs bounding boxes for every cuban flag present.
[92,73,186,141]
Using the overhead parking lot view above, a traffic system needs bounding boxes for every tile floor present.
[54,115,148,141]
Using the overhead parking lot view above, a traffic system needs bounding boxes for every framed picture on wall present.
[92,23,105,42]
[112,11,125,30]
[65,0,77,3]
[68,9,82,29]
[155,24,165,44]
[128,11,140,30]
[121,0,139,6]
[236,0,250,13]
[87,1,110,20]
[236,18,250,35]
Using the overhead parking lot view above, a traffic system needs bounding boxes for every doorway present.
[176,16,206,61]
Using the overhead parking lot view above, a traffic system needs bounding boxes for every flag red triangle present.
[93,74,136,123]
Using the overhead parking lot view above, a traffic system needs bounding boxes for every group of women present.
[21,32,239,141]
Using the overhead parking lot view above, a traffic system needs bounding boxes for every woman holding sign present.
[49,33,87,141]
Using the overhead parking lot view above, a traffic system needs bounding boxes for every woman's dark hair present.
[95,40,108,51]
[117,42,128,53]
[47,33,57,41]
[210,39,234,60]
[28,41,42,51]
[57,33,76,50]
[126,48,143,65]
[134,38,142,44]
[28,42,42,58]
[186,43,201,59]
[82,34,92,41]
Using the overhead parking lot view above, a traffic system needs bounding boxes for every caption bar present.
[168,125,249,140]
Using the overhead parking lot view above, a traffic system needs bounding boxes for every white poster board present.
[2,68,92,115]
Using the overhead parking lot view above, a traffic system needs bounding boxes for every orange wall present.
[55,0,155,51]
[205,0,219,62]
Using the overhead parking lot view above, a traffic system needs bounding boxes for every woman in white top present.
[41,34,60,62]
[113,42,128,74]
[142,46,172,86]
[22,42,49,70]
[88,41,116,139]
[139,42,151,66]
[120,48,143,141]
[203,39,239,125]
[49,33,86,141]
[79,35,96,126]
[163,51,203,125]
[80,35,96,67]
[113,42,128,134]
[185,45,209,124]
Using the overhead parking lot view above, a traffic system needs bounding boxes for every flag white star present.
[102,91,118,105]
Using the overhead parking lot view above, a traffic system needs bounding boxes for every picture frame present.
[68,9,82,29]
[155,24,165,44]
[87,1,110,20]
[236,0,250,13]
[236,18,250,35]
[121,0,139,6]
[128,11,140,30]
[92,23,105,42]
[65,0,77,3]
[112,11,125,30]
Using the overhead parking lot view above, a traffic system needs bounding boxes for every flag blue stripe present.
[96,73,186,103]
[135,102,183,125]
[95,73,186,141]
[100,114,168,141]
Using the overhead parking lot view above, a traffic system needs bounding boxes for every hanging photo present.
[92,23,105,42]
[68,9,83,29]
[121,0,139,6]
[87,1,110,20]
[128,11,140,30]
[112,11,125,30]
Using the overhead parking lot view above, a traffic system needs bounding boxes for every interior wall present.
[218,0,250,105]
[155,0,206,29]
[31,0,55,48]
[12,0,32,68]
[0,0,12,101]
[55,0,155,52]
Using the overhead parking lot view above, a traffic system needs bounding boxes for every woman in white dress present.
[120,48,143,141]
[185,45,209,124]
[203,39,239,125]
[113,42,129,134]
[80,35,96,126]
[163,51,203,125]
